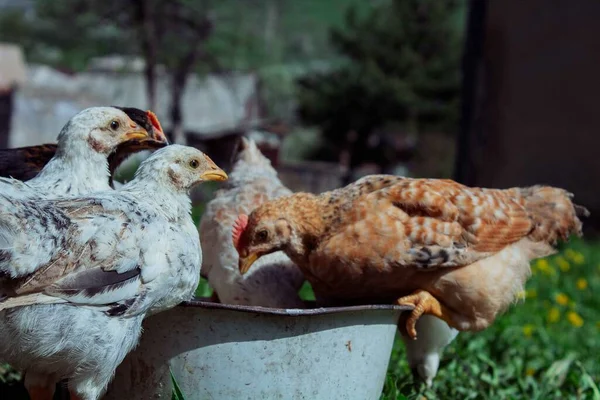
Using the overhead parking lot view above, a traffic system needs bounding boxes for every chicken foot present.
[396,290,455,340]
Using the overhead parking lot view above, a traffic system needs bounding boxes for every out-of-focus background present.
[0,0,599,399]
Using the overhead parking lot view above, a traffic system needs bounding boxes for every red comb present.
[146,110,164,134]
[232,214,249,250]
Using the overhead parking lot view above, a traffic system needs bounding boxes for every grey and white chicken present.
[0,106,167,400]
[0,145,227,400]
[401,315,458,387]
[199,137,304,308]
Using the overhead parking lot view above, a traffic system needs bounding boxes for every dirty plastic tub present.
[104,298,410,400]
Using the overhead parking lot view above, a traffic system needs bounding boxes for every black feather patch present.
[51,267,140,297]
[106,298,136,316]
[0,144,57,181]
[408,246,462,269]
[113,106,154,134]
[0,251,12,264]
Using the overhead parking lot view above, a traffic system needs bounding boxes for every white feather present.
[0,293,67,311]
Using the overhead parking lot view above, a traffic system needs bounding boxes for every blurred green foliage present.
[0,1,136,71]
[297,0,465,169]
[0,0,371,73]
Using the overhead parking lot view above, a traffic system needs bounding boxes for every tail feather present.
[574,204,591,218]
[513,186,589,245]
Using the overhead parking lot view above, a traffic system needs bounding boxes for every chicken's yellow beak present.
[200,169,228,182]
[199,155,228,181]
[239,252,259,275]
[122,121,152,142]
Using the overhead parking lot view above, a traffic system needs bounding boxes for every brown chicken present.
[0,107,167,183]
[233,175,588,339]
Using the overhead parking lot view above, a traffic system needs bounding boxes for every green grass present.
[171,368,186,400]
[381,239,600,400]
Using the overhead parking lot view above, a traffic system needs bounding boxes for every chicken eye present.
[189,159,200,169]
[256,230,268,242]
[110,120,120,131]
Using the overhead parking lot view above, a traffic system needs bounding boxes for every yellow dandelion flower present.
[526,289,537,299]
[533,259,556,275]
[542,266,556,276]
[576,278,588,290]
[556,256,570,272]
[536,259,550,271]
[516,290,526,300]
[555,293,569,306]
[547,307,560,323]
[523,324,535,337]
[572,254,585,265]
[526,368,536,377]
[567,311,584,327]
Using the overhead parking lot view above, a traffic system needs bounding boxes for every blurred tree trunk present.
[0,88,13,149]
[340,130,359,185]
[168,12,213,145]
[131,0,158,111]
[169,48,200,145]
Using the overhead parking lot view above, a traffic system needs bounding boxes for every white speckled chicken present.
[0,144,227,400]
[199,137,304,308]
[0,107,166,201]
[233,175,588,340]
[0,107,167,185]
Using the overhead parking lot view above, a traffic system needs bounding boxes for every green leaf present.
[171,368,186,400]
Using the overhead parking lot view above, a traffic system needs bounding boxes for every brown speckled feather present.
[308,177,579,270]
